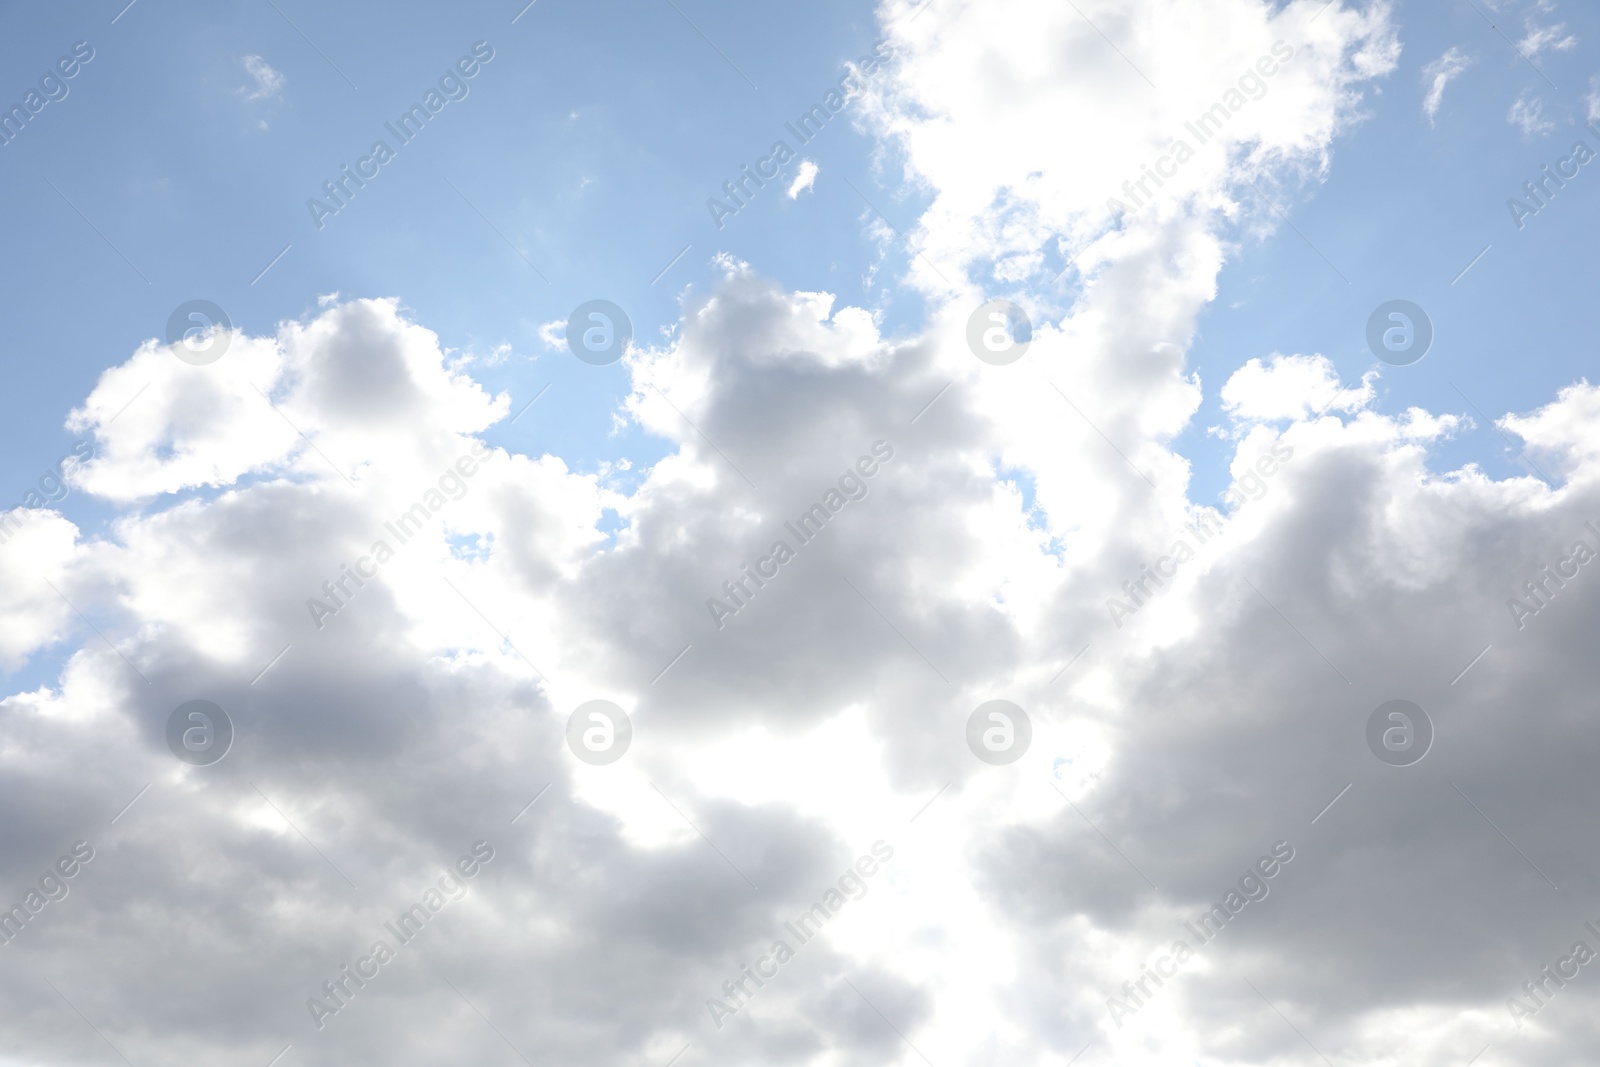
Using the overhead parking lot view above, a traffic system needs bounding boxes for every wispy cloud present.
[1518,21,1577,58]
[240,54,285,101]
[1421,47,1470,125]
[1508,91,1554,136]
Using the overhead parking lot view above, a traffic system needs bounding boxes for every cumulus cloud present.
[15,266,1594,1067]
[65,299,507,501]
[860,0,1397,303]
[12,1,1600,1065]
[0,511,79,668]
[1220,352,1376,424]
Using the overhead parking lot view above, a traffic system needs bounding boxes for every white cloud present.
[0,511,79,668]
[1500,378,1600,482]
[537,318,565,349]
[239,54,284,101]
[1421,46,1470,124]
[1509,90,1555,135]
[16,268,1599,1066]
[1220,352,1376,424]
[1518,20,1577,58]
[786,159,819,198]
[18,2,1600,1065]
[65,299,507,501]
[860,0,1397,304]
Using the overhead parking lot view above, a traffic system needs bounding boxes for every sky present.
[3,0,1600,1064]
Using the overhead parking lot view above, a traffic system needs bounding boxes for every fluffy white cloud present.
[0,510,79,668]
[67,299,508,502]
[10,1,1600,1065]
[10,263,1600,1067]
[1220,352,1376,424]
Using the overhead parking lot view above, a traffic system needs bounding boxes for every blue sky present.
[5,0,1596,519]
[0,0,919,519]
[1184,0,1600,496]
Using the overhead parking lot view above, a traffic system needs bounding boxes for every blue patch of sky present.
[1179,0,1600,505]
